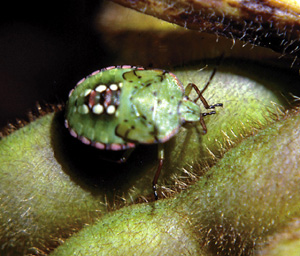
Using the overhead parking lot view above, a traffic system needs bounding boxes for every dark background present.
[0,1,108,130]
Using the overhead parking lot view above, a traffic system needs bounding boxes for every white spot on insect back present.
[118,82,123,88]
[95,85,107,93]
[78,104,89,114]
[106,105,116,115]
[110,84,118,91]
[92,104,104,115]
[84,89,92,96]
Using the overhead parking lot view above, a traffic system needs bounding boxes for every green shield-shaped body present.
[65,65,196,150]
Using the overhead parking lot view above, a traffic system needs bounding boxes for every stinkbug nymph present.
[65,65,222,200]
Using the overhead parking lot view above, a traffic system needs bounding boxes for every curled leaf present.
[111,0,300,57]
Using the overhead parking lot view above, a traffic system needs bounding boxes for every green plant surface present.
[2,1,300,254]
[258,219,300,256]
[1,59,299,254]
[50,110,300,255]
[0,113,109,255]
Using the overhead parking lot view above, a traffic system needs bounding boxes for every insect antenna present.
[194,54,224,103]
[193,68,217,103]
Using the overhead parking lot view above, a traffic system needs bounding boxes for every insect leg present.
[186,69,222,133]
[200,111,218,134]
[199,115,208,134]
[118,148,135,163]
[153,144,164,200]
[194,67,217,103]
[186,82,223,109]
[186,67,222,109]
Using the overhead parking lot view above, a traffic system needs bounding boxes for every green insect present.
[65,65,222,200]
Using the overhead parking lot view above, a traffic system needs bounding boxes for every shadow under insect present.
[51,110,158,200]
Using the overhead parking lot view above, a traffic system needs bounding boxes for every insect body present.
[65,65,222,200]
